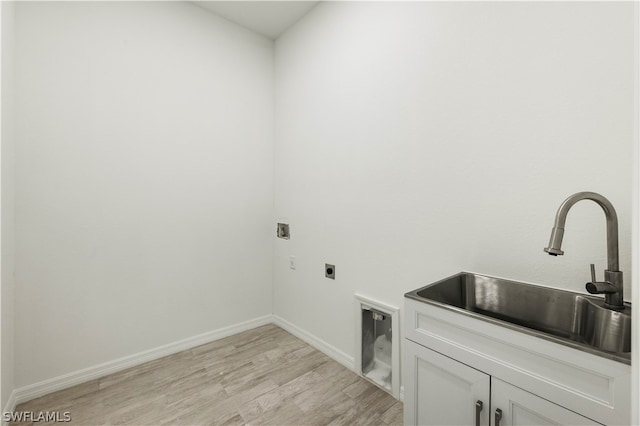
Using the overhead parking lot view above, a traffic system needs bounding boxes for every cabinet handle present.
[495,408,503,426]
[475,400,483,426]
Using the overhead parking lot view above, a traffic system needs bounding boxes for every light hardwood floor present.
[12,324,403,425]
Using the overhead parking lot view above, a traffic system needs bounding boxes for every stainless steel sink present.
[405,272,631,364]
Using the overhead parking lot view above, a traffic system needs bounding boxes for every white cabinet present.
[491,379,598,426]
[404,340,598,426]
[405,340,490,426]
[404,298,630,425]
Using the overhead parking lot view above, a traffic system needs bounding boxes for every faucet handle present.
[586,263,617,295]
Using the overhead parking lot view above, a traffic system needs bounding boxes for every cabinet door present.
[491,378,601,426]
[404,340,490,426]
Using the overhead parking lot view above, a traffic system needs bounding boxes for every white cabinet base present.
[404,297,630,425]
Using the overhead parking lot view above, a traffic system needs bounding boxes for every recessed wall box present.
[277,223,290,239]
[355,294,400,398]
[325,263,335,279]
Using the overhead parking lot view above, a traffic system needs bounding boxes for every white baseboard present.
[272,315,355,371]
[12,315,272,407]
[9,314,392,411]
[2,389,17,419]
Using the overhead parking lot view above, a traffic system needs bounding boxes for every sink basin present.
[405,272,631,363]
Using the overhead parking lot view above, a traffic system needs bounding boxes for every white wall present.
[8,0,636,401]
[274,2,635,362]
[1,0,15,410]
[14,2,274,387]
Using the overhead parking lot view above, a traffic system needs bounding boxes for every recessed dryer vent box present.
[355,294,400,398]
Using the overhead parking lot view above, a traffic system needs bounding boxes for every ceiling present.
[194,1,320,39]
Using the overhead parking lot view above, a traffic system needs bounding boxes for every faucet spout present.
[544,226,565,256]
[544,192,624,310]
[544,192,619,271]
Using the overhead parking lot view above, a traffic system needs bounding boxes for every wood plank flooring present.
[12,324,403,425]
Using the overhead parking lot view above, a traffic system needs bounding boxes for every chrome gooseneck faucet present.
[544,191,624,310]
